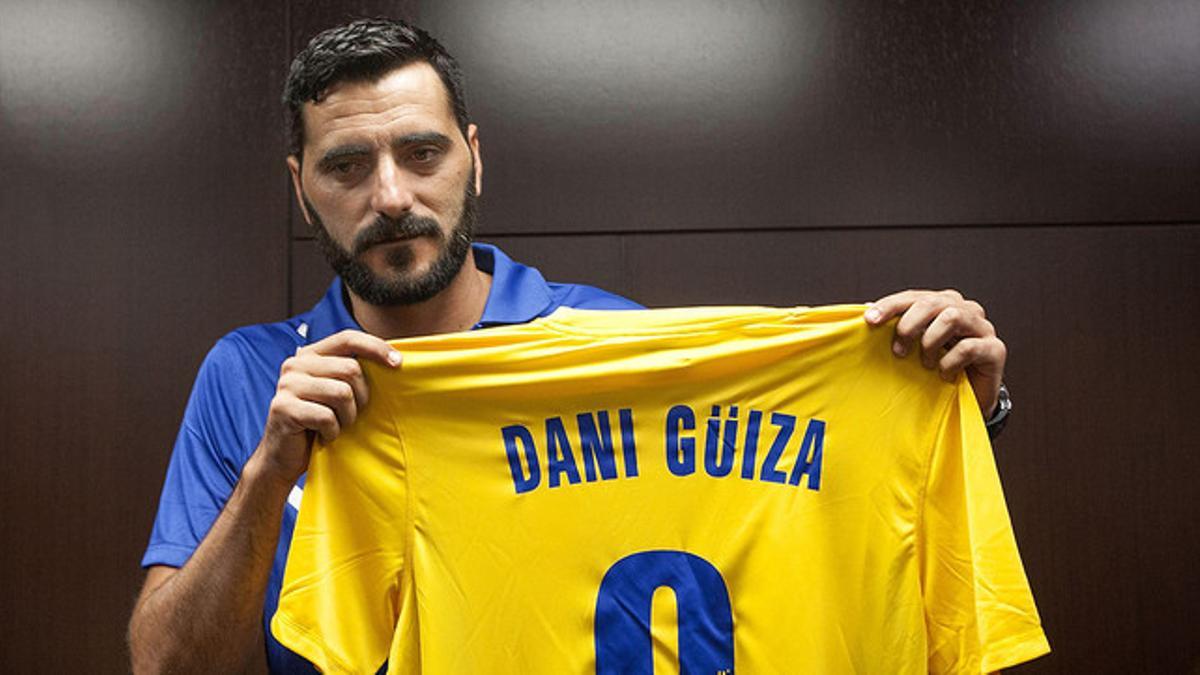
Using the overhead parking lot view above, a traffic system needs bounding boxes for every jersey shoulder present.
[197,318,308,386]
[186,317,312,433]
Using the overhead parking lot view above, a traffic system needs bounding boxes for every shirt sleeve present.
[920,380,1051,674]
[140,339,256,568]
[270,363,410,674]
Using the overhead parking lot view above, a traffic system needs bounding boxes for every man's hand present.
[129,329,402,674]
[256,329,402,488]
[864,289,1006,418]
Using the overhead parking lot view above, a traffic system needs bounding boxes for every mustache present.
[351,214,444,256]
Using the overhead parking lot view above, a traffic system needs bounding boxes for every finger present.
[277,367,355,429]
[891,296,952,357]
[964,299,986,319]
[283,373,358,431]
[920,308,995,368]
[275,397,342,443]
[939,337,1006,414]
[865,288,965,325]
[299,329,402,367]
[287,355,369,409]
[297,400,342,443]
[864,289,929,325]
[938,336,1005,381]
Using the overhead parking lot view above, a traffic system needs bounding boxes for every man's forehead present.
[302,62,457,148]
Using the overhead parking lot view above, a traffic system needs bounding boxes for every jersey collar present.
[303,242,555,342]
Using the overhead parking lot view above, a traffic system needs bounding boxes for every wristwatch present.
[985,383,1012,440]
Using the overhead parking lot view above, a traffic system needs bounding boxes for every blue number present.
[594,550,734,674]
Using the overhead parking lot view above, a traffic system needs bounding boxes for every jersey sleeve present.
[920,380,1050,674]
[140,339,257,569]
[271,366,411,674]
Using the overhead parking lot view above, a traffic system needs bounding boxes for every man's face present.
[287,62,483,306]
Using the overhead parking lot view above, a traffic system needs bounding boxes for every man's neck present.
[346,249,493,339]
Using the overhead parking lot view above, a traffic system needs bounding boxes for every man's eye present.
[411,147,440,163]
[323,160,367,182]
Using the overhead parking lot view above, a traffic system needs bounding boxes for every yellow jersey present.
[271,305,1049,674]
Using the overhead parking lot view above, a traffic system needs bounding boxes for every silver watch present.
[985,383,1011,438]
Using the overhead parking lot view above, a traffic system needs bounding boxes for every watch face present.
[986,385,1011,434]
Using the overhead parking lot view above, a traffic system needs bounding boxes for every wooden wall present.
[0,1,413,671]
[2,1,1197,671]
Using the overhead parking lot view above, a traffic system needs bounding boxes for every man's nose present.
[370,156,415,218]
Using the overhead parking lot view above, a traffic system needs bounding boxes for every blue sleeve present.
[141,334,277,568]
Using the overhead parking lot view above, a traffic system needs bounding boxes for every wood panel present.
[418,0,1200,235]
[0,1,291,671]
[4,0,1198,672]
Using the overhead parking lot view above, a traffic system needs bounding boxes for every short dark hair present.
[282,17,470,158]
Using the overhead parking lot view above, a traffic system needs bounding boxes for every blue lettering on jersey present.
[503,424,541,494]
[787,418,825,490]
[665,405,697,476]
[759,413,796,484]
[704,405,738,478]
[740,409,763,480]
[546,416,583,487]
[578,411,619,481]
[619,409,639,478]
[504,409,641,494]
[503,406,826,494]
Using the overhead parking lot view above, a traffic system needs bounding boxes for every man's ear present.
[286,155,313,224]
[467,123,482,197]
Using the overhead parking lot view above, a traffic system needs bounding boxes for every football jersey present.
[271,305,1049,674]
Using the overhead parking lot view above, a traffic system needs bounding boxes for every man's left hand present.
[864,289,1006,418]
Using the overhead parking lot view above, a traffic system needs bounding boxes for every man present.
[128,18,1010,673]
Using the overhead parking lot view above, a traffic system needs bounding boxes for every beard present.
[304,179,478,307]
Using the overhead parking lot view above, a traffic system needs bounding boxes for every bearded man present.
[128,18,1010,673]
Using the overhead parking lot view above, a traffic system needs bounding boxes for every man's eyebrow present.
[318,144,371,167]
[393,132,452,149]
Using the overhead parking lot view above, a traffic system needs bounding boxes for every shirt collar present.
[473,242,555,327]
[303,242,554,342]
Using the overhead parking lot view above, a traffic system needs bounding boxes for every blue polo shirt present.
[142,243,640,673]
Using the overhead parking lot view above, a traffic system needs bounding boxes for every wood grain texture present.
[4,0,1198,672]
[0,1,290,671]
[420,0,1199,235]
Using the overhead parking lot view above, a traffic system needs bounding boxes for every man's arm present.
[129,456,292,673]
[128,331,401,673]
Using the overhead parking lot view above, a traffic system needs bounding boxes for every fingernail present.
[387,350,402,366]
[865,308,881,323]
[893,341,907,357]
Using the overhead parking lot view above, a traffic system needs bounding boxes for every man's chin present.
[337,223,472,306]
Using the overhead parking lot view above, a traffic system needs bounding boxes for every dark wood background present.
[2,1,1196,672]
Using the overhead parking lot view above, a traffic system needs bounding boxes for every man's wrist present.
[985,383,1012,440]
[241,450,301,502]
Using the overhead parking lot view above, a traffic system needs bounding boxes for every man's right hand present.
[255,329,403,488]
[129,330,402,674]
